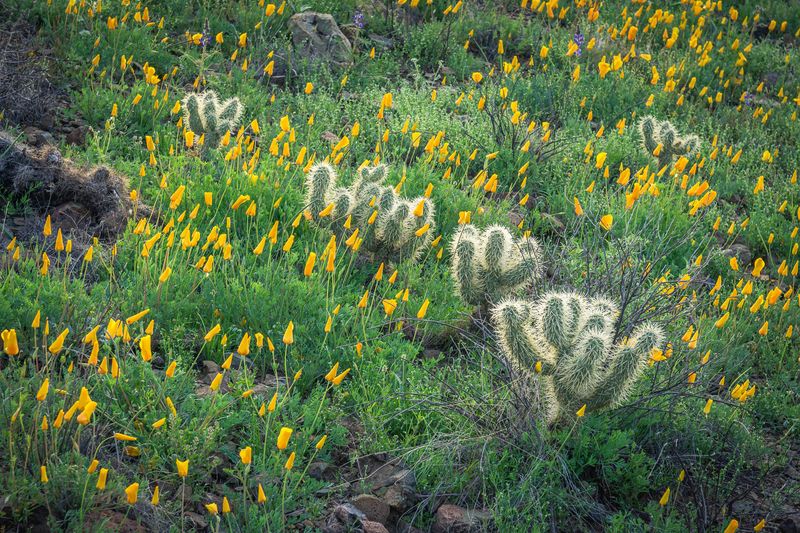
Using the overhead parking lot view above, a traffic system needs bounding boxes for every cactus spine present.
[637,116,700,169]
[182,91,244,152]
[493,292,664,424]
[303,162,435,263]
[450,224,543,309]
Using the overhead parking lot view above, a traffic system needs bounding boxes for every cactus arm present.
[304,163,338,218]
[587,323,664,410]
[493,300,560,422]
[554,330,610,400]
[451,229,483,306]
[638,116,659,156]
[183,93,205,136]
[217,97,244,133]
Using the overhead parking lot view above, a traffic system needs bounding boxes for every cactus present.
[182,91,244,152]
[450,224,543,308]
[492,291,664,424]
[303,162,436,263]
[637,116,700,169]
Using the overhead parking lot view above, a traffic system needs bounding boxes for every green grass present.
[1,0,798,531]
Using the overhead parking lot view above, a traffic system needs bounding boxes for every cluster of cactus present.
[449,224,543,309]
[304,162,435,263]
[492,292,664,424]
[637,116,700,169]
[182,90,244,152]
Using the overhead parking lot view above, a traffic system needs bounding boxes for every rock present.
[202,360,221,377]
[508,211,524,228]
[362,521,390,533]
[309,461,335,481]
[23,127,55,147]
[321,130,341,144]
[432,504,491,533]
[382,482,414,512]
[66,125,87,146]
[722,243,752,267]
[340,24,361,46]
[351,494,390,525]
[288,12,353,68]
[334,503,366,524]
[777,517,799,533]
[229,353,254,371]
[49,202,93,233]
[368,33,394,50]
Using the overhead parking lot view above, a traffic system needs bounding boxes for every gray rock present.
[288,12,353,68]
[351,494,390,525]
[362,521,390,533]
[722,243,752,267]
[432,504,492,533]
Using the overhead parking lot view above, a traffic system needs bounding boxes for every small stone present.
[66,126,86,146]
[351,494,390,525]
[432,504,491,533]
[361,521,390,533]
[202,360,220,377]
[333,503,366,525]
[309,461,334,481]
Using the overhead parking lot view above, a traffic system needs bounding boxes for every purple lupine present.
[353,10,365,29]
[200,20,212,49]
[743,92,755,107]
[573,31,585,57]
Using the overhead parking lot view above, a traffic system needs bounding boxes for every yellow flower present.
[304,82,313,94]
[576,404,586,417]
[125,482,139,504]
[222,496,231,513]
[722,519,739,533]
[209,372,223,392]
[204,323,221,342]
[2,329,19,356]
[114,433,137,442]
[40,465,49,484]
[659,487,670,506]
[140,335,152,362]
[48,328,69,354]
[382,299,398,316]
[573,197,584,216]
[277,427,292,450]
[152,417,166,429]
[417,299,430,319]
[205,503,218,515]
[599,214,613,231]
[471,72,483,83]
[176,459,189,478]
[284,452,296,470]
[316,435,327,450]
[595,152,607,168]
[257,483,267,503]
[332,368,351,385]
[96,468,109,489]
[703,398,713,414]
[30,376,50,404]
[239,446,252,465]
[282,321,294,345]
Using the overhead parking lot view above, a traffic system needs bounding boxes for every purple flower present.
[353,11,365,29]
[573,31,584,57]
[743,92,754,107]
[200,20,212,49]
